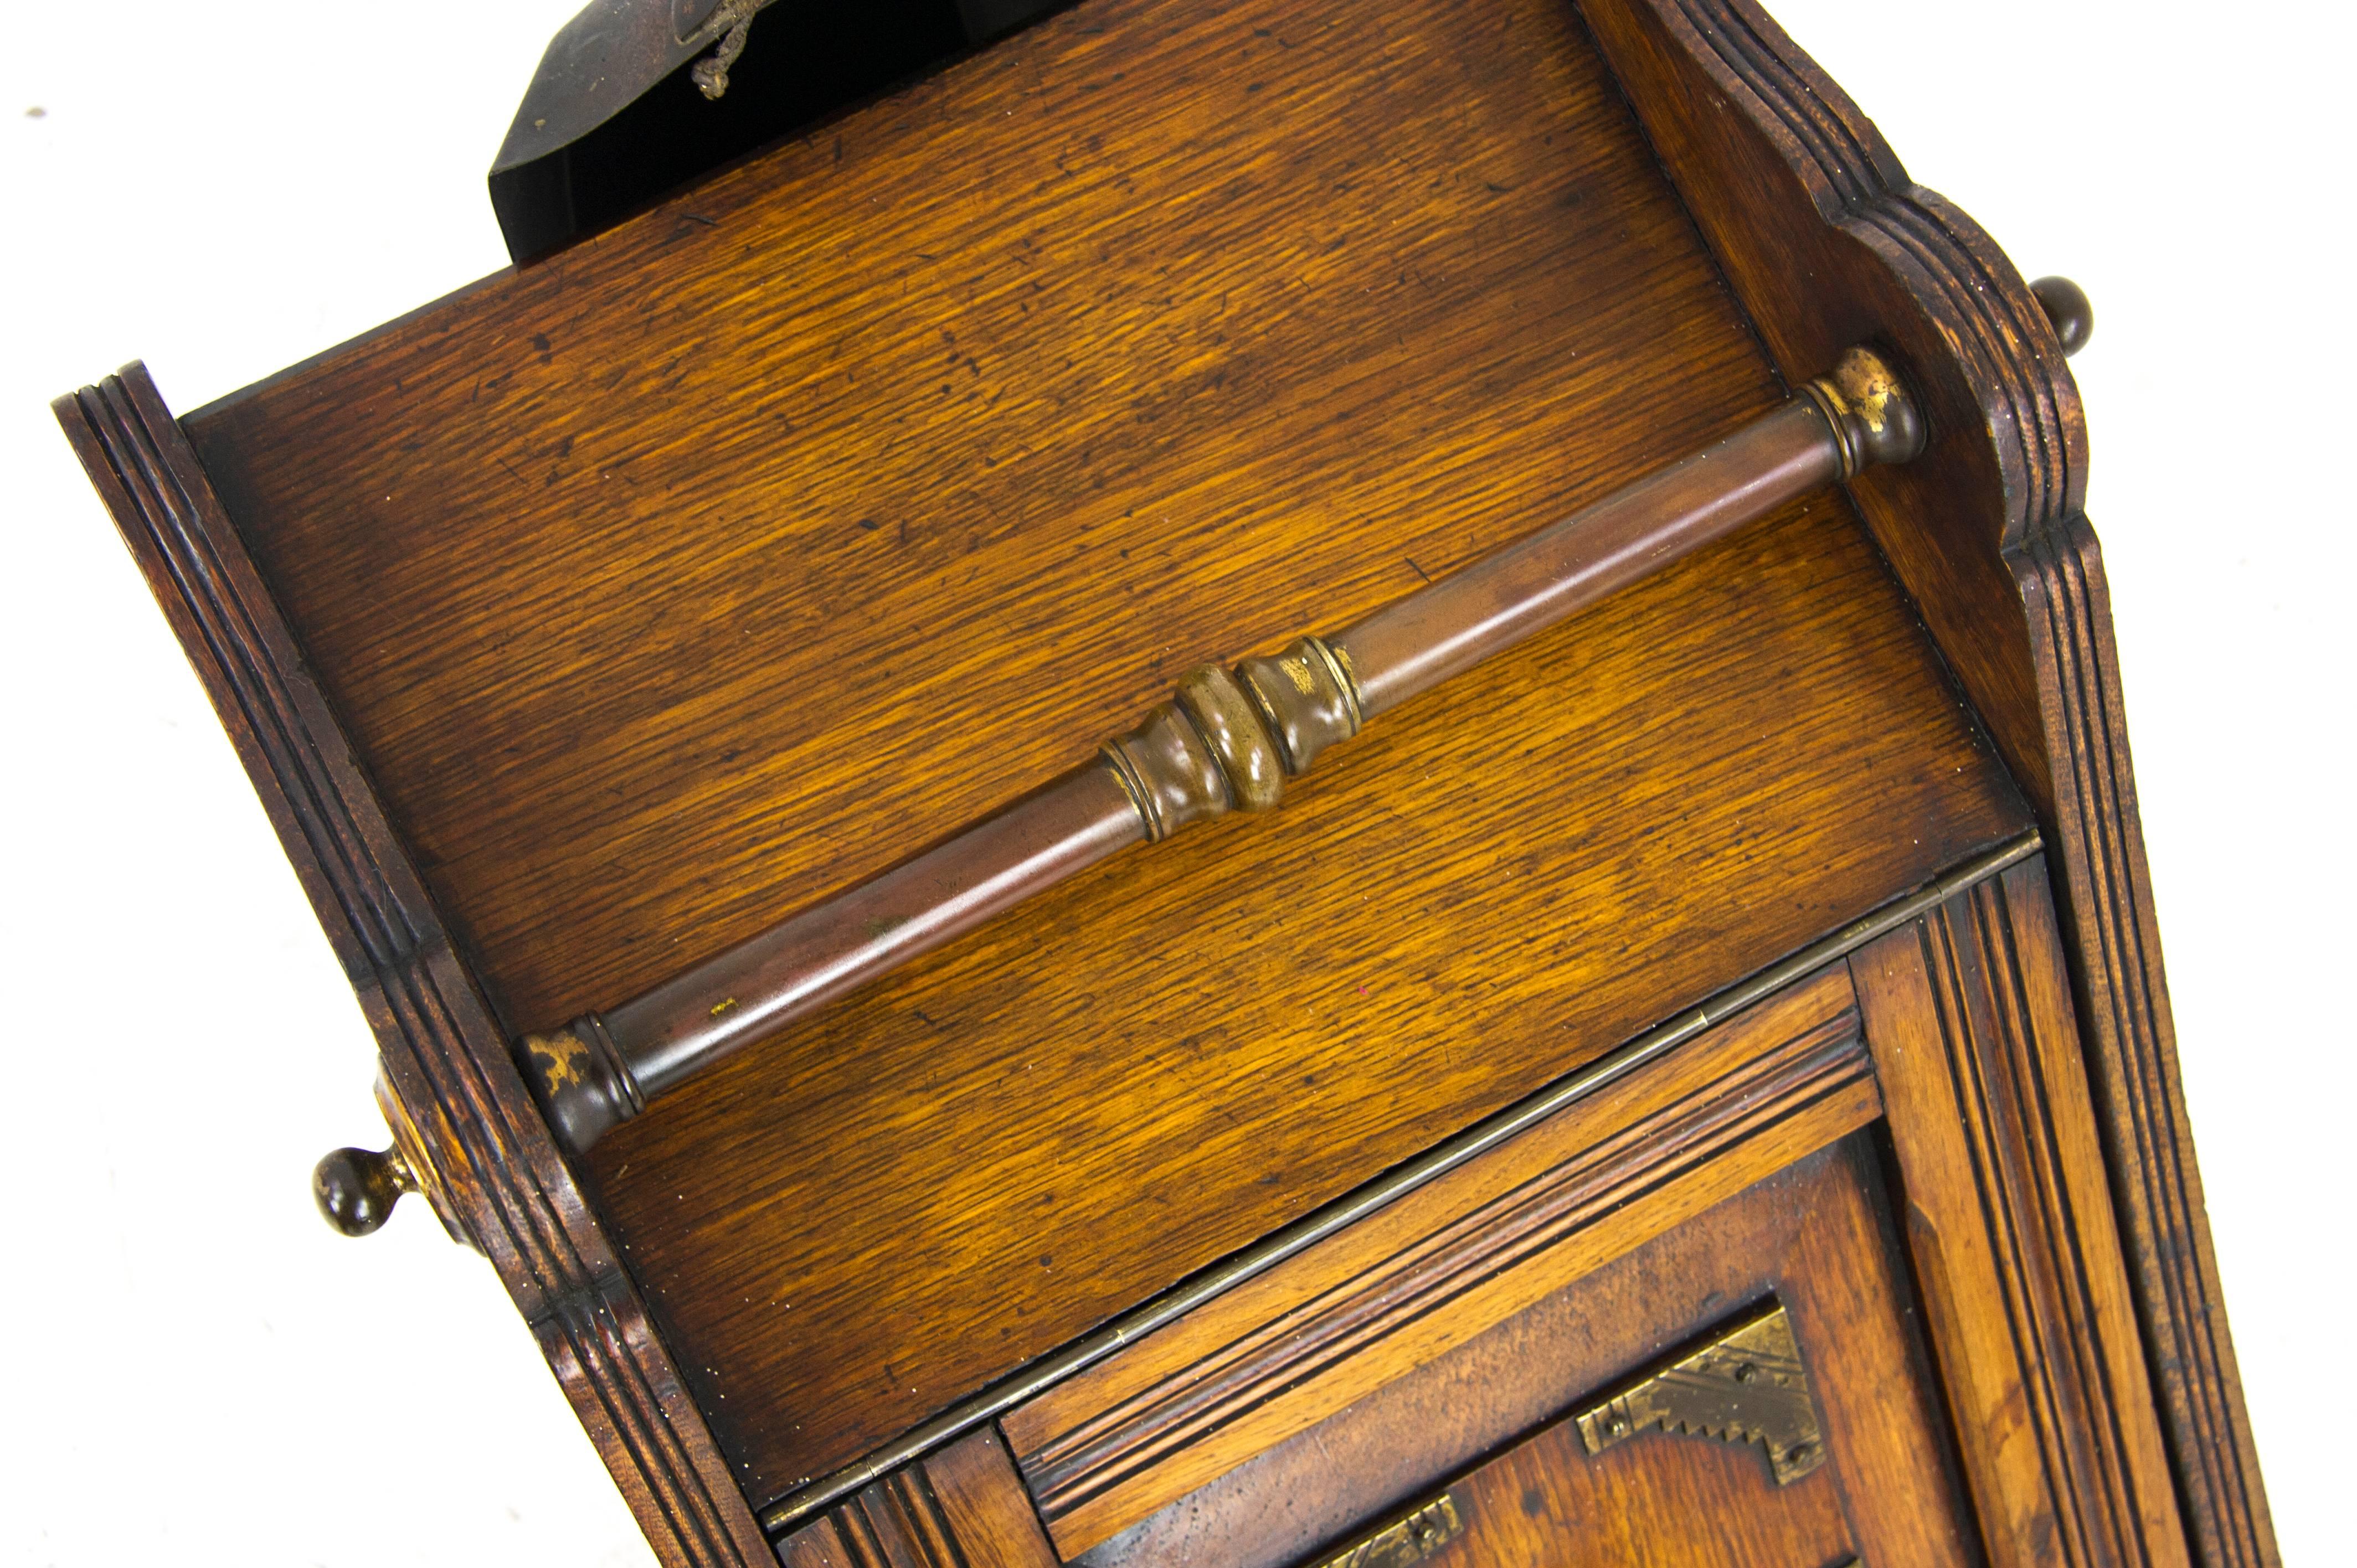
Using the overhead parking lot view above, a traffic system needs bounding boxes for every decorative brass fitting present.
[1800,344,1925,480]
[1575,1300,1828,1486]
[1306,1492,1465,1568]
[1238,635,1362,775]
[1104,635,1363,843]
[519,1014,646,1155]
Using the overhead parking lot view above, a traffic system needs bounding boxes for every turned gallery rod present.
[516,347,1924,1153]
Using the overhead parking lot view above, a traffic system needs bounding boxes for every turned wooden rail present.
[316,341,1930,1225]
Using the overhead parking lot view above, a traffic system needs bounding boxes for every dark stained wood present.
[167,0,2031,1508]
[1855,857,2188,1568]
[311,1142,417,1236]
[1574,5,2277,1560]
[51,367,772,1568]
[1005,964,1876,1557]
[2031,276,2096,358]
[2016,514,2269,1568]
[1068,1137,1979,1568]
[776,1426,1058,1568]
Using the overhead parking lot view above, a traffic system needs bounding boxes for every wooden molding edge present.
[776,1427,1059,1568]
[759,833,2039,1540]
[1573,4,2278,1564]
[2016,516,2274,1568]
[53,365,774,1568]
[1008,968,1879,1557]
[1857,858,2186,1568]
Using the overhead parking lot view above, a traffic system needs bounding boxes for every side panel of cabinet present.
[1857,858,2187,1568]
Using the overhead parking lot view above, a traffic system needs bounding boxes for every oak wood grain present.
[775,1426,1057,1568]
[1005,965,1876,1556]
[1855,858,2188,1568]
[173,0,2026,1507]
[2017,513,2273,1568]
[1071,1137,1979,1568]
[53,368,772,1568]
[183,0,1793,1045]
[1575,5,2277,1557]
[599,476,2019,1504]
[59,0,2266,1557]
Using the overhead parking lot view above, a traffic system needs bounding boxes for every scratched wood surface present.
[180,0,2030,1506]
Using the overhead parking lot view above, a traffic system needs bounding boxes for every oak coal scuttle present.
[58,1,2274,1565]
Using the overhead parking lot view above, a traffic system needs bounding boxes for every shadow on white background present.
[1,1,2344,1561]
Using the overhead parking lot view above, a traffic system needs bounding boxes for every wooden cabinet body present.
[781,863,2182,1568]
[58,0,2273,1564]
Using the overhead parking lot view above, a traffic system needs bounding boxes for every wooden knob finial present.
[2030,276,2093,357]
[313,1145,418,1236]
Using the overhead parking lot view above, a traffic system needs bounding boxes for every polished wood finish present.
[1324,394,1833,718]
[1066,1137,1979,1568]
[2033,275,2097,358]
[51,368,771,1568]
[168,0,2031,1509]
[757,833,2037,1538]
[1574,6,2274,1558]
[776,1427,1058,1568]
[1005,964,1876,1557]
[999,855,2183,1568]
[598,478,2017,1509]
[1857,857,2186,1568]
[179,0,1815,1059]
[1333,353,1912,718]
[55,0,2269,1560]
[527,762,1144,1153]
[608,766,1137,1095]
[532,365,1910,1157]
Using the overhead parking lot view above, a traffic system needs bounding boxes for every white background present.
[1,1,2346,1562]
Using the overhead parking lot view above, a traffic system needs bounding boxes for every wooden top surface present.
[182,0,2030,1507]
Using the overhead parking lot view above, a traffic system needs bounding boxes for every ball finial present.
[2030,276,2093,357]
[313,1145,416,1236]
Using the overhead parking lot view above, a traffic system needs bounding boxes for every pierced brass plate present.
[1309,1493,1466,1568]
[1574,1301,1828,1484]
